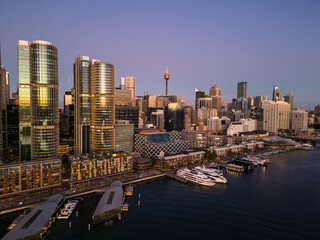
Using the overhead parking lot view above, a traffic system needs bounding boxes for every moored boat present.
[176,168,215,187]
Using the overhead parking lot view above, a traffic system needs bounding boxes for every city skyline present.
[0,0,319,110]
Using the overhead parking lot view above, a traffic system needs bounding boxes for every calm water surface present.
[1,150,320,240]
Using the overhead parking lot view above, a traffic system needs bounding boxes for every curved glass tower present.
[29,40,59,160]
[74,56,91,154]
[90,60,115,152]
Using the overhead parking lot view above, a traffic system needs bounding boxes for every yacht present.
[194,165,223,176]
[176,168,215,187]
[193,166,227,184]
[58,200,78,219]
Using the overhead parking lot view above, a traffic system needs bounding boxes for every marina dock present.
[165,172,189,184]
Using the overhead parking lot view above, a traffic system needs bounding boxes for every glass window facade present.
[91,62,115,152]
[74,57,91,154]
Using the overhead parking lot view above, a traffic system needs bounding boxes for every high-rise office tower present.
[290,107,308,131]
[125,76,136,102]
[272,86,282,101]
[90,60,115,152]
[262,100,278,132]
[18,40,31,161]
[74,56,91,154]
[284,94,294,110]
[120,77,125,90]
[209,85,221,110]
[18,40,59,160]
[237,82,247,99]
[195,89,205,110]
[277,100,290,130]
[165,103,184,131]
[315,104,320,117]
[254,96,267,109]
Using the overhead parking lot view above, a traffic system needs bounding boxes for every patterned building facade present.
[134,131,190,158]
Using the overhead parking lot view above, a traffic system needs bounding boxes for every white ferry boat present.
[193,166,227,184]
[176,168,215,187]
[58,200,78,219]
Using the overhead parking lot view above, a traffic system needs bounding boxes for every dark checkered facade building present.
[134,131,190,158]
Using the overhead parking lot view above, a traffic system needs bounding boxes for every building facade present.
[237,82,247,99]
[262,100,278,132]
[181,131,207,149]
[18,40,59,161]
[91,60,115,152]
[290,108,308,131]
[115,120,134,152]
[134,131,190,158]
[69,152,132,183]
[0,159,61,196]
[74,56,91,154]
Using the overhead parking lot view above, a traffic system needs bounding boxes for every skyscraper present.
[195,89,205,110]
[209,85,221,110]
[262,100,278,132]
[18,40,31,161]
[284,94,294,110]
[90,60,115,152]
[277,100,290,130]
[18,40,59,160]
[74,56,91,154]
[125,76,136,102]
[290,107,308,131]
[237,82,247,99]
[254,96,267,108]
[272,86,282,101]
[165,103,184,131]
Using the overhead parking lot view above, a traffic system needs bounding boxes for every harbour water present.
[1,150,320,239]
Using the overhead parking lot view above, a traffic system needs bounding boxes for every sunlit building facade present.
[18,40,59,161]
[0,159,61,196]
[91,60,115,152]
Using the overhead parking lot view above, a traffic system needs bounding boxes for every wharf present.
[166,172,188,184]
[124,173,165,185]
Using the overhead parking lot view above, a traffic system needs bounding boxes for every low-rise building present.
[227,118,257,136]
[158,151,205,168]
[0,159,61,197]
[69,152,133,183]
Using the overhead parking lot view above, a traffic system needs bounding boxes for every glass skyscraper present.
[18,40,59,160]
[237,82,247,99]
[90,60,115,152]
[74,56,91,154]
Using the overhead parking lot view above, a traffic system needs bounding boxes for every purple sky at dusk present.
[1,0,319,109]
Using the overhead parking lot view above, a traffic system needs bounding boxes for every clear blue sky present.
[1,0,319,109]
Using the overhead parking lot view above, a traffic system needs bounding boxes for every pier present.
[165,172,188,184]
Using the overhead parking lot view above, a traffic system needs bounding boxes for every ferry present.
[176,168,215,187]
[226,164,244,172]
[124,185,134,196]
[246,155,269,166]
[122,202,129,212]
[300,144,315,151]
[193,166,227,184]
[57,200,78,219]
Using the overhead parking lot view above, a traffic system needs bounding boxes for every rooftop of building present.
[2,194,63,240]
[93,181,123,217]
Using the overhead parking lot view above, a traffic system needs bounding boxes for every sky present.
[0,0,319,110]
